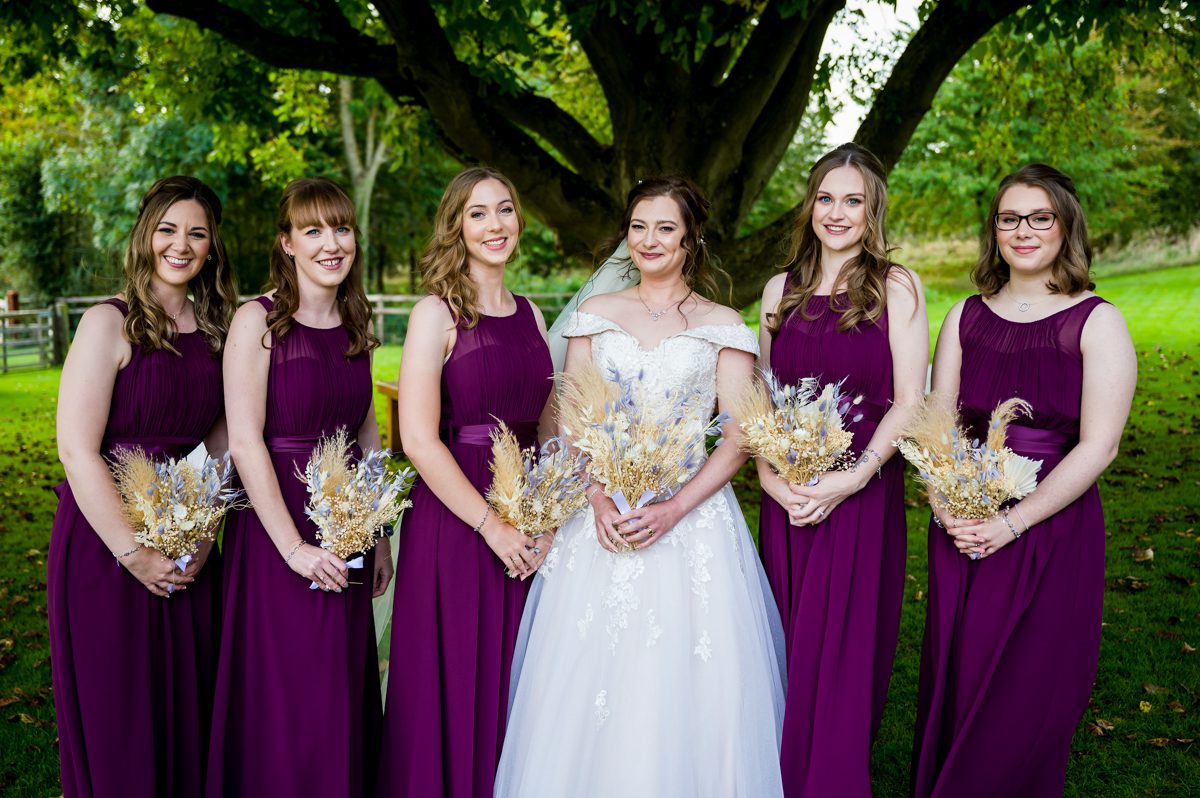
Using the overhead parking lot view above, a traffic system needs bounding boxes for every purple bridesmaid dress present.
[376,296,552,798]
[205,296,379,797]
[47,298,224,798]
[759,285,907,797]
[912,295,1110,798]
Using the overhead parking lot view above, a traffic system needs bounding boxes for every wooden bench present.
[375,380,402,454]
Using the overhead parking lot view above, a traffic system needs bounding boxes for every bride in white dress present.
[495,177,786,797]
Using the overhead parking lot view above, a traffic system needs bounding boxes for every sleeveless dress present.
[759,289,907,797]
[47,297,223,798]
[205,296,379,797]
[377,296,553,798]
[911,295,1111,797]
[495,311,787,797]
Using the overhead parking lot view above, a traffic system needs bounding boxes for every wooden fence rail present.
[0,308,56,373]
[2,292,574,373]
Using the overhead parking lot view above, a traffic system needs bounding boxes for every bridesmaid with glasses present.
[911,164,1136,797]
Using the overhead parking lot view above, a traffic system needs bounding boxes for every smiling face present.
[280,217,356,290]
[810,165,867,256]
[150,199,211,290]
[627,195,688,280]
[995,184,1063,278]
[461,177,520,271]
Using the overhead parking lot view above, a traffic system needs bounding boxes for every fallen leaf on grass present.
[1155,630,1183,639]
[1144,683,1169,695]
[1140,701,1153,713]
[0,697,18,708]
[1148,737,1194,748]
[1087,718,1116,736]
[1183,643,1196,654]
[1133,547,1155,562]
[1168,700,1186,714]
[1113,575,1150,591]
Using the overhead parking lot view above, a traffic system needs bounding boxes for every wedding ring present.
[817,508,825,517]
[970,551,981,561]
[532,546,542,555]
[645,527,655,537]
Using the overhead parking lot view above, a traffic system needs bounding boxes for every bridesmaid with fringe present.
[207,178,391,797]
[756,143,928,797]
[376,167,554,798]
[911,164,1136,797]
[48,176,237,797]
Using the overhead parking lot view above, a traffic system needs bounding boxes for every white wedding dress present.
[495,312,787,797]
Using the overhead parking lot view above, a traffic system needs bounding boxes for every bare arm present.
[399,297,536,576]
[57,304,193,596]
[753,273,805,516]
[529,301,557,444]
[224,301,349,589]
[790,268,930,523]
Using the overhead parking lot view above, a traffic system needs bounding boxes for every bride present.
[495,176,786,796]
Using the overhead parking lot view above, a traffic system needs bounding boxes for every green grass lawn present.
[1,265,1197,796]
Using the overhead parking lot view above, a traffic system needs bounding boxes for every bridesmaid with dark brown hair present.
[912,164,1136,798]
[48,175,237,797]
[207,177,390,797]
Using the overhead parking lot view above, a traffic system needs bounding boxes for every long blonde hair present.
[122,176,237,355]
[265,178,378,357]
[768,143,907,335]
[420,167,526,329]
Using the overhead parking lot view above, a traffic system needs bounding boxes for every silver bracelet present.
[473,505,491,534]
[853,447,883,478]
[1013,506,1030,535]
[113,544,143,566]
[283,539,306,564]
[586,486,601,501]
[1002,510,1021,541]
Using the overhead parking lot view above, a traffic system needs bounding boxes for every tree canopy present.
[1,1,1197,303]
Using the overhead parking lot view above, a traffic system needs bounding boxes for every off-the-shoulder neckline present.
[571,310,754,354]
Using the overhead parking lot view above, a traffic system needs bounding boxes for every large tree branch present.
[145,0,398,79]
[711,0,842,145]
[856,0,1030,172]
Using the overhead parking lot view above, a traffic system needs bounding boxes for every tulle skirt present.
[496,484,787,797]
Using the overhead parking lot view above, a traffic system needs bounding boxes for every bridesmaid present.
[207,178,391,796]
[376,167,553,797]
[48,176,236,797]
[757,143,928,796]
[911,164,1136,797]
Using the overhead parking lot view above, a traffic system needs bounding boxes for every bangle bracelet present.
[113,544,142,566]
[473,505,491,535]
[586,486,601,501]
[283,539,306,564]
[1002,510,1020,541]
[1013,506,1030,534]
[931,514,944,529]
[853,447,883,478]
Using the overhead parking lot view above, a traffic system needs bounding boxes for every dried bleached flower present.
[895,394,1042,518]
[486,421,588,537]
[297,428,415,562]
[732,369,862,485]
[557,363,726,514]
[112,448,246,565]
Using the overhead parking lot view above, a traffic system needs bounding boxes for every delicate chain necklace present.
[1005,286,1048,313]
[637,285,685,322]
[165,299,188,322]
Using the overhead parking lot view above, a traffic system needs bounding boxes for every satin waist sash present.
[265,434,361,456]
[441,421,539,448]
[1004,425,1076,457]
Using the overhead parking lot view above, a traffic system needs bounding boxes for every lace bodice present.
[563,311,759,413]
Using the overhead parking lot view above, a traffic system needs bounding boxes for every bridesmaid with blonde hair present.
[757,143,928,797]
[376,167,554,797]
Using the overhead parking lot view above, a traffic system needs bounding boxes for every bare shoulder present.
[409,294,454,326]
[696,301,747,327]
[578,290,629,316]
[527,299,548,333]
[762,272,788,304]
[1081,300,1131,343]
[231,297,268,328]
[77,301,125,335]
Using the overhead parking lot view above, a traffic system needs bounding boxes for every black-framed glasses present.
[994,211,1057,231]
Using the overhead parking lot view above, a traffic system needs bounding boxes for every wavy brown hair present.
[122,176,237,355]
[973,163,1095,297]
[265,178,378,357]
[768,143,908,335]
[420,167,526,329]
[601,175,726,312]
